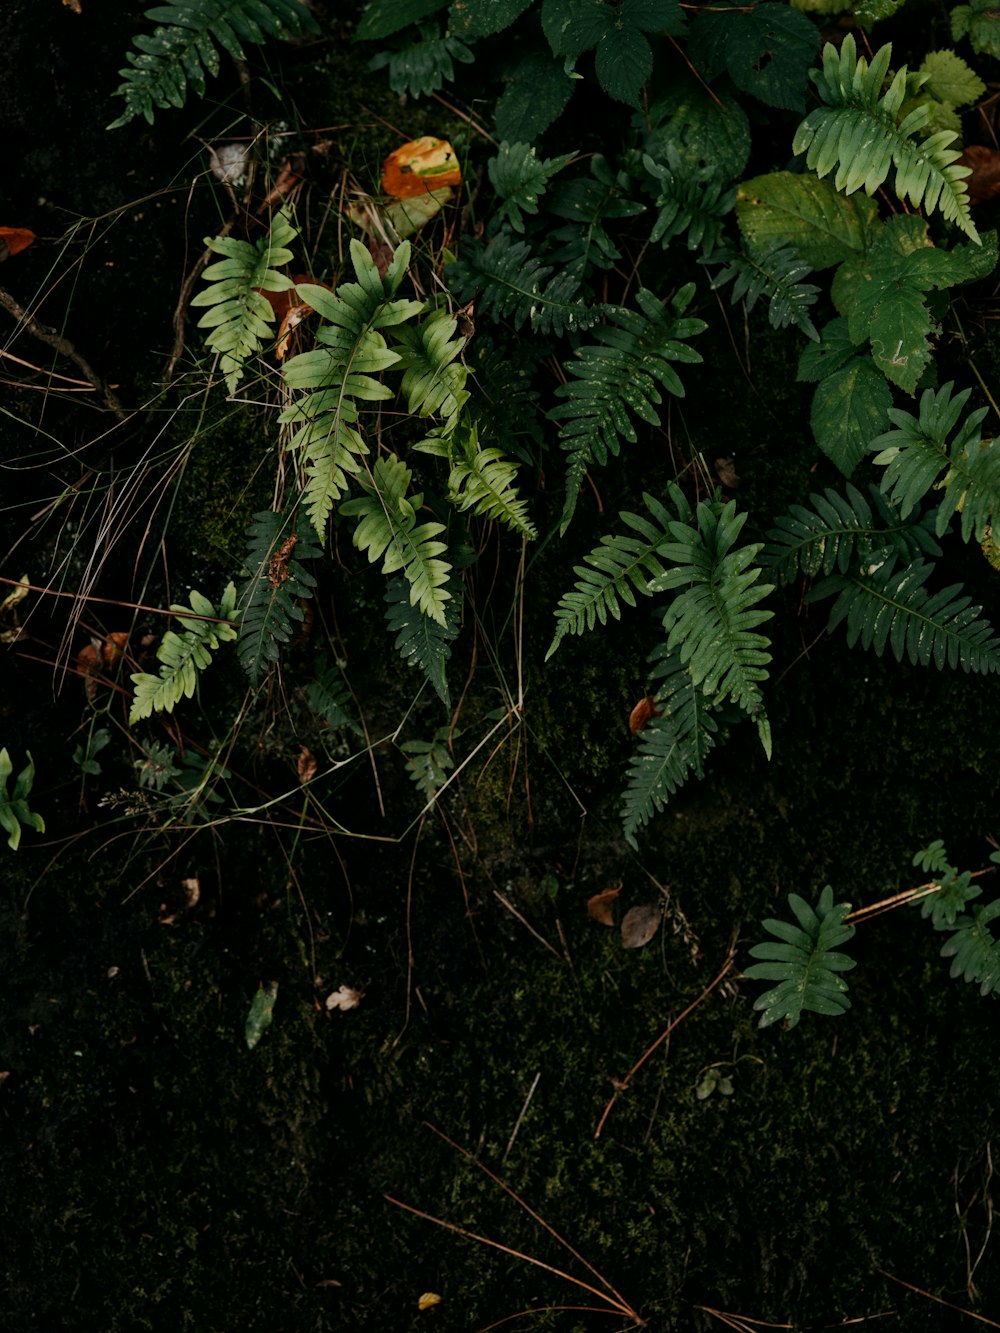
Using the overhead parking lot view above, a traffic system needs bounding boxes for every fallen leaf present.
[62,0,83,11]
[382,137,461,198]
[0,228,36,262]
[713,455,740,489]
[275,302,311,360]
[629,695,660,734]
[418,1292,442,1310]
[621,903,662,949]
[958,144,1000,206]
[0,575,29,616]
[245,982,279,1049]
[257,154,307,212]
[181,876,200,908]
[325,985,363,1011]
[587,884,622,926]
[297,745,318,784]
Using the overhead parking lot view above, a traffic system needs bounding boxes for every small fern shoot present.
[237,509,322,688]
[130,584,239,723]
[445,421,537,538]
[191,208,298,394]
[939,900,1000,995]
[340,454,452,625]
[393,306,470,436]
[745,886,857,1029]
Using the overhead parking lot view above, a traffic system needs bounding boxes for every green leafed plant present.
[237,509,322,688]
[130,584,240,723]
[745,886,856,1028]
[0,749,44,851]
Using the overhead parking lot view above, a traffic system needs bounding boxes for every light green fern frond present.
[446,421,536,539]
[792,34,976,240]
[871,381,996,541]
[546,489,689,658]
[810,557,1000,672]
[650,498,774,752]
[340,454,452,625]
[190,208,298,394]
[393,306,470,435]
[745,886,856,1028]
[130,584,239,723]
[108,0,318,128]
[621,646,720,848]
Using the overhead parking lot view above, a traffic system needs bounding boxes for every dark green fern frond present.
[385,574,461,708]
[745,885,857,1028]
[488,141,577,234]
[108,0,317,128]
[368,23,474,98]
[792,34,976,241]
[621,645,721,848]
[552,285,706,532]
[446,421,537,538]
[763,482,941,581]
[546,155,645,271]
[340,454,452,625]
[810,557,1000,672]
[303,660,357,732]
[446,231,603,336]
[546,489,689,658]
[939,900,1000,995]
[651,498,774,752]
[130,583,239,723]
[236,509,321,688]
[710,242,820,341]
[190,208,297,394]
[644,151,737,259]
[871,382,995,541]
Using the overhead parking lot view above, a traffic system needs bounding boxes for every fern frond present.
[108,0,317,128]
[236,510,321,688]
[621,646,720,848]
[302,660,357,731]
[811,557,1000,672]
[488,141,577,234]
[190,208,298,393]
[940,900,1000,995]
[546,489,689,658]
[763,482,941,581]
[446,421,537,538]
[551,285,706,532]
[710,242,820,340]
[792,34,976,241]
[745,885,856,1028]
[650,498,774,748]
[401,726,455,802]
[392,306,469,435]
[871,381,995,541]
[368,23,474,98]
[280,239,425,539]
[385,574,461,707]
[340,454,452,625]
[644,151,737,259]
[446,231,603,336]
[547,155,645,271]
[130,584,239,723]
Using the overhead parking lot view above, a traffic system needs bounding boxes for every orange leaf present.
[629,695,660,734]
[382,138,461,199]
[587,884,622,927]
[0,228,35,262]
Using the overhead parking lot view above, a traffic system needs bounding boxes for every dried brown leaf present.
[629,695,660,734]
[958,144,1000,206]
[587,884,621,926]
[621,903,662,949]
[297,746,318,784]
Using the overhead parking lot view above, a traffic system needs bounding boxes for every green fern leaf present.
[401,725,455,801]
[792,34,977,241]
[108,0,318,127]
[871,381,995,541]
[368,23,474,97]
[650,498,774,747]
[621,646,720,848]
[940,899,1000,994]
[810,557,1000,672]
[236,510,321,688]
[745,885,856,1028]
[546,489,687,658]
[551,285,706,532]
[302,659,357,731]
[392,306,469,435]
[763,482,941,580]
[340,454,452,624]
[130,583,239,723]
[446,421,537,538]
[643,151,736,259]
[710,242,820,340]
[547,155,645,271]
[488,141,577,234]
[190,208,298,394]
[385,574,461,707]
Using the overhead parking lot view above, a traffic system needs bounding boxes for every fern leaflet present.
[940,900,1000,995]
[792,34,977,241]
[644,151,737,259]
[763,482,941,581]
[191,208,298,394]
[130,583,239,723]
[392,306,470,436]
[108,0,318,128]
[745,885,857,1028]
[621,646,720,848]
[340,454,452,625]
[237,509,321,688]
[488,141,577,234]
[446,421,537,538]
[810,557,1000,672]
[871,381,996,541]
[385,574,461,708]
[551,285,706,532]
[546,489,688,659]
[710,242,820,340]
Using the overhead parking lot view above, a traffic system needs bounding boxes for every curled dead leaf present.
[629,695,660,734]
[325,985,363,1011]
[382,137,461,198]
[297,746,318,784]
[257,154,306,212]
[621,903,662,949]
[587,884,622,926]
[181,876,200,908]
[0,228,36,262]
[713,455,740,489]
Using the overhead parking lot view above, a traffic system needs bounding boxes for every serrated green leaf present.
[354,0,449,40]
[951,0,1000,59]
[689,2,818,112]
[920,48,985,108]
[810,357,893,475]
[595,23,653,105]
[736,172,877,269]
[449,0,533,37]
[642,78,751,183]
[495,50,575,140]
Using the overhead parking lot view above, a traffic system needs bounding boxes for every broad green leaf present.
[688,3,818,112]
[811,357,893,475]
[736,173,877,269]
[0,748,45,851]
[541,0,612,54]
[797,317,860,383]
[354,0,448,40]
[854,0,908,24]
[449,0,533,37]
[495,51,575,140]
[920,49,985,107]
[595,23,653,105]
[952,0,1000,59]
[245,982,278,1049]
[642,79,751,182]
